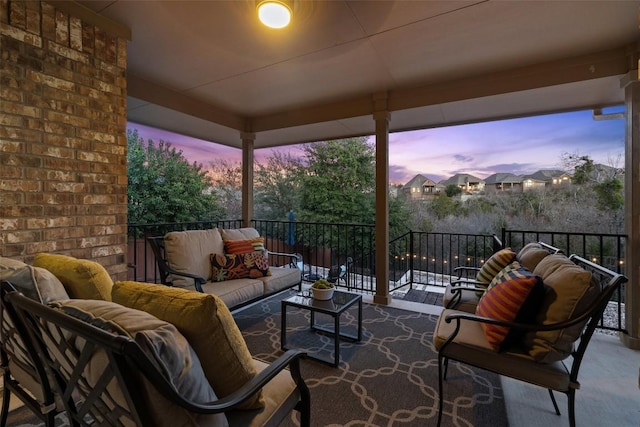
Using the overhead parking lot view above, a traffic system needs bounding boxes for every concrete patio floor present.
[376,292,640,427]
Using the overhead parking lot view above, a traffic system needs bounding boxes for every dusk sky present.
[129,108,625,185]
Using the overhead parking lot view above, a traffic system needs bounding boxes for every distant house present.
[439,173,485,193]
[484,173,523,193]
[402,174,439,200]
[522,169,571,191]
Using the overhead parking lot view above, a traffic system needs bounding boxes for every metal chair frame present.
[436,255,628,427]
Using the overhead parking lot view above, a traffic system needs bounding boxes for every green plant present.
[311,279,334,289]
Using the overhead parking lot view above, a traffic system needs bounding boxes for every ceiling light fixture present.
[257,0,293,29]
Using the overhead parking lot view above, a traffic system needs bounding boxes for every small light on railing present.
[619,260,624,265]
[422,256,426,260]
[480,259,485,264]
[431,258,436,262]
[444,260,448,264]
[413,254,417,258]
[592,257,598,262]
[467,257,471,261]
[454,255,458,259]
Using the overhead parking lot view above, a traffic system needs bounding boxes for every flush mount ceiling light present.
[257,0,293,29]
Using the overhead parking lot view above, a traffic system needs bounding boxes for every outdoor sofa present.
[148,227,302,310]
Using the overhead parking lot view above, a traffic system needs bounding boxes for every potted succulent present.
[311,278,335,300]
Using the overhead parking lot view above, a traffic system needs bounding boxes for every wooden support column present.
[241,132,255,228]
[373,93,391,305]
[621,70,640,349]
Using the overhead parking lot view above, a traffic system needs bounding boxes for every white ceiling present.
[75,0,639,149]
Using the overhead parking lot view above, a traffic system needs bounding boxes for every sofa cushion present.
[112,281,263,409]
[32,253,112,301]
[201,279,264,309]
[476,262,542,351]
[210,252,271,282]
[224,237,265,255]
[164,229,225,288]
[221,227,261,241]
[516,242,552,272]
[52,299,228,427]
[475,248,516,284]
[257,267,301,294]
[0,256,69,303]
[525,254,597,363]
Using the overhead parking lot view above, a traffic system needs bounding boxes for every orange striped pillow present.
[476,262,541,351]
[224,237,265,255]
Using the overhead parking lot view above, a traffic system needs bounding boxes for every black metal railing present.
[126,221,626,332]
[388,232,501,292]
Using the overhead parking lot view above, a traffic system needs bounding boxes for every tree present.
[445,184,462,197]
[208,159,242,219]
[127,130,224,224]
[298,138,376,224]
[254,151,304,220]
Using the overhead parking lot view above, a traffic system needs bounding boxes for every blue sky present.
[129,108,625,185]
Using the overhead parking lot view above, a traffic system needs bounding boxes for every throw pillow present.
[0,256,69,303]
[224,237,265,255]
[516,242,552,272]
[32,253,113,301]
[524,254,597,363]
[476,261,542,351]
[210,251,271,282]
[51,299,228,427]
[112,281,264,410]
[475,248,517,284]
[220,227,261,241]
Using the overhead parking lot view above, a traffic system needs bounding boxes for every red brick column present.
[0,0,129,280]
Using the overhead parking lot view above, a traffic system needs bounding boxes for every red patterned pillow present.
[224,237,265,255]
[476,262,541,351]
[210,251,271,282]
[242,251,271,279]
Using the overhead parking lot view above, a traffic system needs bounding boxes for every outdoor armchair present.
[434,254,627,427]
[3,281,311,427]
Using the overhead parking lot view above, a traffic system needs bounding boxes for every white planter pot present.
[311,287,335,300]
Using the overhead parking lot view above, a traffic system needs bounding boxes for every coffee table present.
[280,290,362,367]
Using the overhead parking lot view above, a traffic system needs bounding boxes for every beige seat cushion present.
[433,309,571,391]
[163,229,224,288]
[52,299,228,427]
[226,359,300,427]
[258,267,301,294]
[32,253,112,301]
[0,256,69,303]
[443,285,482,313]
[525,254,597,363]
[112,281,263,409]
[201,278,264,308]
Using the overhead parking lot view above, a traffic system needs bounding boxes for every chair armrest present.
[267,251,303,269]
[137,348,309,414]
[452,266,480,279]
[444,308,599,333]
[159,268,207,293]
[449,278,485,288]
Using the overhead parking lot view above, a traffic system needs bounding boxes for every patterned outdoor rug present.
[234,290,508,427]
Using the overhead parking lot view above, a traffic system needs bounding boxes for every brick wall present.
[0,0,129,280]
